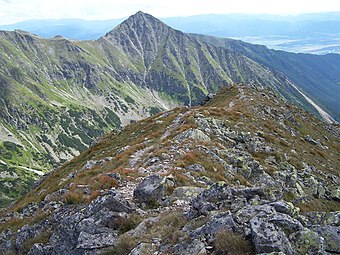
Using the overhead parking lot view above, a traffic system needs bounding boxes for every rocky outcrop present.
[1,85,339,254]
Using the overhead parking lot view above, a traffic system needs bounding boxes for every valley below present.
[0,11,339,255]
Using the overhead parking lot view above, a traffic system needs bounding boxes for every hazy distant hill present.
[1,12,340,54]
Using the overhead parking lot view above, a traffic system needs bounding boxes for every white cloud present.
[0,0,340,25]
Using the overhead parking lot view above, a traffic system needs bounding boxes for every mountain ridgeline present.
[1,84,339,254]
[0,11,339,206]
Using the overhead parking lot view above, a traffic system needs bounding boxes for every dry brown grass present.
[297,198,340,213]
[0,209,49,233]
[64,189,85,204]
[214,230,254,255]
[91,174,118,190]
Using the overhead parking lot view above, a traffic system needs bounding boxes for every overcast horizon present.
[1,0,340,25]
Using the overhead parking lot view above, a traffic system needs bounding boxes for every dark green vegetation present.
[0,11,339,206]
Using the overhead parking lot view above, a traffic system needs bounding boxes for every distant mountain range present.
[0,11,339,206]
[1,12,340,54]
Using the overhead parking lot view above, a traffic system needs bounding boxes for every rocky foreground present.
[1,85,339,254]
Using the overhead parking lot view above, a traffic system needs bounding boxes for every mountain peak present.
[102,11,173,68]
[106,11,171,38]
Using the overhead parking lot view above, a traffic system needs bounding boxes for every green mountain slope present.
[192,34,340,120]
[0,11,338,206]
[0,84,339,254]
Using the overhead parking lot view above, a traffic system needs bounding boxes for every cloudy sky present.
[0,0,340,25]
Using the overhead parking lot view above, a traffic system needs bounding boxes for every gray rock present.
[267,213,304,235]
[257,253,287,255]
[250,212,294,254]
[173,239,207,255]
[230,197,247,212]
[270,201,299,217]
[27,243,44,255]
[88,190,134,213]
[304,135,319,145]
[133,175,166,204]
[331,188,340,201]
[235,204,275,224]
[128,242,156,255]
[324,212,340,226]
[312,225,340,253]
[106,172,121,181]
[44,189,68,202]
[289,229,325,254]
[15,221,49,250]
[192,211,237,243]
[175,128,210,142]
[0,229,13,253]
[76,231,117,249]
[171,186,204,201]
[185,164,205,172]
[82,160,97,170]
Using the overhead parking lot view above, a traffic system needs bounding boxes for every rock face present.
[0,85,339,254]
[133,175,167,204]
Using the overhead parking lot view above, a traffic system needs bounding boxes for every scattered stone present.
[175,128,210,142]
[185,164,205,172]
[27,243,45,255]
[129,242,157,255]
[331,188,340,201]
[290,229,325,254]
[76,231,117,249]
[171,186,204,202]
[133,175,167,204]
[312,225,340,253]
[304,135,319,145]
[88,189,134,213]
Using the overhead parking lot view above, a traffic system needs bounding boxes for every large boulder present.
[175,129,210,142]
[191,211,238,243]
[289,229,325,254]
[27,243,45,255]
[312,225,340,253]
[88,189,134,213]
[76,231,117,249]
[133,175,167,204]
[250,212,294,254]
[0,229,13,254]
[129,243,157,255]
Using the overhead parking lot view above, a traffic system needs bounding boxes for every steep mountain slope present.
[0,84,339,254]
[0,11,338,207]
[192,34,340,121]
[0,12,303,206]
[0,28,178,206]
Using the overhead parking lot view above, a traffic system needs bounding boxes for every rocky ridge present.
[1,11,339,206]
[0,84,339,254]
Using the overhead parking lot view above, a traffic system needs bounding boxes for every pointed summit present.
[101,12,175,68]
[113,11,170,35]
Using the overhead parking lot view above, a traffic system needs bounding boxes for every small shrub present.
[108,235,139,255]
[86,190,100,203]
[283,191,296,201]
[92,175,118,190]
[117,213,142,234]
[64,189,85,204]
[214,230,254,255]
[297,198,340,213]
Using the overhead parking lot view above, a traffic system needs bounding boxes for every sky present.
[0,0,340,25]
